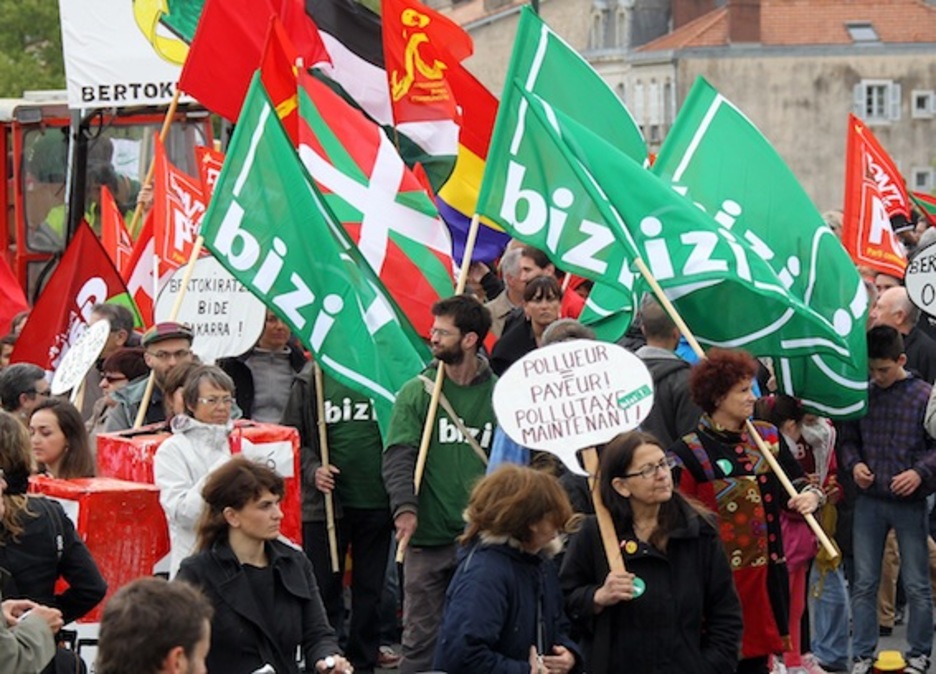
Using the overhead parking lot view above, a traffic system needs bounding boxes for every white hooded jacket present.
[154,415,233,578]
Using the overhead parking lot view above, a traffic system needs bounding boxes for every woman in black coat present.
[176,456,350,674]
[0,410,106,624]
[560,431,742,674]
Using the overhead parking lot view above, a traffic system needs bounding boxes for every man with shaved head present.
[871,286,936,384]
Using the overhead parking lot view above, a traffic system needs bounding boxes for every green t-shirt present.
[324,376,388,510]
[384,367,497,547]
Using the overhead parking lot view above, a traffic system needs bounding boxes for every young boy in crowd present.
[841,325,936,674]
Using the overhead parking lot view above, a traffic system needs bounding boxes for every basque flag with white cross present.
[297,68,454,338]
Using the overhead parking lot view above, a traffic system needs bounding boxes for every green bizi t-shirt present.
[324,376,389,510]
[384,367,497,547]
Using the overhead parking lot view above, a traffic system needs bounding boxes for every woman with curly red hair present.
[668,349,823,674]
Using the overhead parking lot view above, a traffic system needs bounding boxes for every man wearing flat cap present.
[104,322,196,431]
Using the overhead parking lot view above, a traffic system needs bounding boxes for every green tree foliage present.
[0,0,65,97]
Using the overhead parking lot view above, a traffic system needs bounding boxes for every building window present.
[846,22,879,43]
[913,168,934,192]
[615,9,628,49]
[853,80,901,123]
[648,79,661,126]
[663,79,674,126]
[589,1,614,50]
[634,80,645,127]
[616,82,626,102]
[912,90,935,119]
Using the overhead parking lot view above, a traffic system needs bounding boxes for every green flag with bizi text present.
[653,77,868,418]
[199,73,430,435]
[485,83,852,361]
[476,5,646,335]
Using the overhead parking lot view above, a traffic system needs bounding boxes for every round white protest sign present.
[907,241,936,318]
[51,318,111,395]
[155,256,266,364]
[493,340,655,476]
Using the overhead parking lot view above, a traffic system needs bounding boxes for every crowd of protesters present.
[3,214,936,674]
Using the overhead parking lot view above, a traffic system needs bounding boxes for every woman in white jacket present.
[154,365,235,578]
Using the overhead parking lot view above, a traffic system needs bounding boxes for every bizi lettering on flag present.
[297,68,454,338]
[652,77,868,418]
[199,72,429,435]
[841,113,909,278]
[476,6,648,337]
[481,82,852,362]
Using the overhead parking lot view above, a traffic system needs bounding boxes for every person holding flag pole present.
[383,217,500,674]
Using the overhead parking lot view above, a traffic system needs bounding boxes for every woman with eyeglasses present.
[560,431,742,674]
[29,399,96,480]
[87,347,148,446]
[154,365,236,578]
[668,349,822,674]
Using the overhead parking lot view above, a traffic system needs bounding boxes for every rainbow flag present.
[436,64,510,264]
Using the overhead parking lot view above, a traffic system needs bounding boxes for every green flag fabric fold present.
[199,72,430,435]
[652,77,868,418]
[484,82,852,363]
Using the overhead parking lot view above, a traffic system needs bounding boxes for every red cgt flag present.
[382,0,473,124]
[12,223,133,371]
[195,146,225,200]
[841,114,909,278]
[152,138,206,273]
[100,185,134,272]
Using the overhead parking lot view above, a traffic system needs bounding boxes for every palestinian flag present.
[306,0,457,190]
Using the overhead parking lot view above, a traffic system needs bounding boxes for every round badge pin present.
[716,459,734,475]
[632,576,646,599]
[624,540,638,554]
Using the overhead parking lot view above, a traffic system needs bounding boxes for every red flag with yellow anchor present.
[381,0,473,125]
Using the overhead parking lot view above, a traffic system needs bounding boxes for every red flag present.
[122,214,158,328]
[195,146,226,200]
[152,138,206,272]
[0,255,28,336]
[382,0,473,124]
[100,185,134,272]
[261,16,301,145]
[178,0,329,122]
[842,114,909,278]
[277,0,330,69]
[11,223,133,371]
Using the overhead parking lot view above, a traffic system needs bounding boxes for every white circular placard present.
[492,340,654,475]
[51,318,111,395]
[155,256,267,364]
[907,242,936,318]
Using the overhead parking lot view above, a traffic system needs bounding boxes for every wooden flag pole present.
[633,257,838,559]
[128,88,181,239]
[132,235,205,429]
[397,214,482,562]
[581,447,625,574]
[314,362,341,573]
